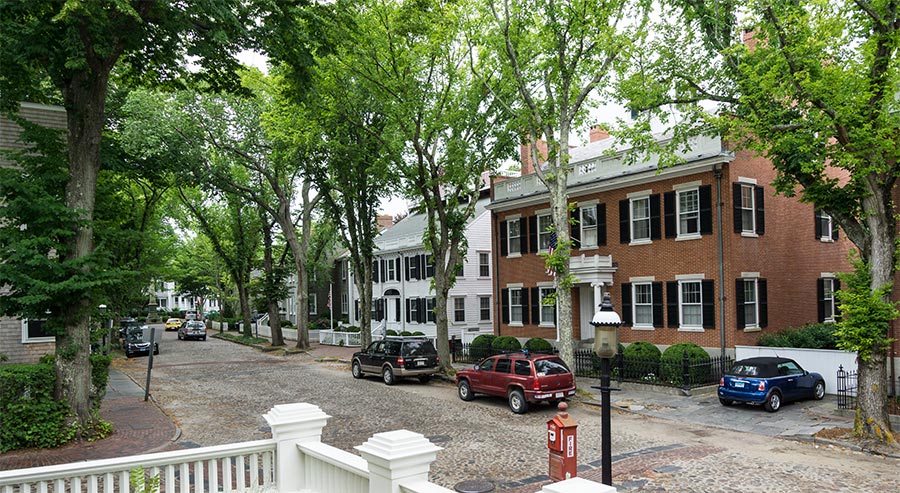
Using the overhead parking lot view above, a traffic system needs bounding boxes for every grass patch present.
[214,333,268,345]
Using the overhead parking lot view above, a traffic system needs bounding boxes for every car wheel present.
[202,336,207,341]
[764,391,781,412]
[382,366,395,385]
[178,333,183,340]
[153,345,159,355]
[508,389,528,414]
[719,397,734,406]
[458,380,475,401]
[352,360,364,379]
[418,375,431,384]
[814,381,826,400]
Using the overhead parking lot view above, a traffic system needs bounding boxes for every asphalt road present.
[115,328,899,492]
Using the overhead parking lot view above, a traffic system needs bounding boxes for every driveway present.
[115,330,898,492]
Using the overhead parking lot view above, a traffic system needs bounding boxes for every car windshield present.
[730,364,761,377]
[402,340,436,356]
[534,358,570,375]
[125,329,144,342]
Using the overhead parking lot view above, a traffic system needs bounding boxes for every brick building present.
[489,131,854,355]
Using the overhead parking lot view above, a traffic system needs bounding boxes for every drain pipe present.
[715,165,727,358]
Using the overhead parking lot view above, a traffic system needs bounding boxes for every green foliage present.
[411,331,425,336]
[399,331,413,336]
[624,341,662,360]
[130,468,161,493]
[835,259,898,362]
[756,323,839,350]
[0,364,71,452]
[338,325,360,333]
[660,343,710,386]
[524,337,553,353]
[216,333,268,345]
[280,320,294,328]
[622,341,662,380]
[491,336,522,352]
[385,329,399,336]
[470,334,496,359]
[90,354,112,412]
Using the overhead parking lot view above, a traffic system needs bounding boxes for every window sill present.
[677,326,705,333]
[453,321,466,325]
[743,327,761,333]
[629,239,652,246]
[508,253,522,259]
[676,234,702,241]
[820,238,834,243]
[741,232,758,238]
[631,325,655,331]
[509,322,523,327]
[477,276,490,280]
[539,323,556,328]
[23,337,55,344]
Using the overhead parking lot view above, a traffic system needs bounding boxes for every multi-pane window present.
[341,293,349,314]
[386,259,396,281]
[823,279,835,321]
[22,319,53,342]
[342,261,347,280]
[581,206,598,247]
[510,288,523,324]
[742,279,758,327]
[479,252,490,277]
[678,188,700,236]
[539,287,557,325]
[740,185,755,233]
[508,219,521,255]
[538,214,553,250]
[633,283,653,326]
[410,299,419,322]
[631,197,651,241]
[820,212,833,240]
[479,296,491,321]
[427,298,436,323]
[309,294,317,315]
[453,297,466,323]
[680,281,702,327]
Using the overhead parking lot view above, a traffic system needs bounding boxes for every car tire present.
[458,380,475,401]
[153,345,159,355]
[202,336,207,341]
[508,389,528,414]
[418,375,431,384]
[719,397,734,406]
[814,381,826,400]
[764,391,781,412]
[352,360,364,379]
[382,366,396,385]
[178,333,183,340]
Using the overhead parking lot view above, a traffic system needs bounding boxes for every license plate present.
[555,392,564,398]
[733,381,745,388]
[416,360,426,367]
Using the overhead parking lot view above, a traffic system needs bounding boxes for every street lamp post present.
[590,293,621,487]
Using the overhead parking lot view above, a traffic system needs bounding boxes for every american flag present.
[546,231,557,276]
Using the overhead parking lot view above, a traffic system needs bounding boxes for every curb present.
[118,371,183,448]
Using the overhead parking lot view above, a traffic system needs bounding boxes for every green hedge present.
[622,341,661,380]
[386,329,399,336]
[0,363,71,452]
[660,343,710,386]
[756,323,838,349]
[470,334,496,360]
[491,336,521,352]
[524,337,553,353]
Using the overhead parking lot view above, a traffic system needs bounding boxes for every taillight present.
[397,357,405,367]
[758,381,766,391]
[719,377,724,386]
[533,379,541,391]
[436,356,440,364]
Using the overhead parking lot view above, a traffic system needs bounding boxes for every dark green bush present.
[660,343,711,386]
[756,323,838,349]
[622,342,662,380]
[491,336,522,352]
[524,337,553,353]
[400,331,413,336]
[0,363,71,452]
[340,325,361,333]
[386,329,399,336]
[411,331,425,336]
[623,341,662,360]
[90,354,111,412]
[280,320,294,328]
[470,334,496,359]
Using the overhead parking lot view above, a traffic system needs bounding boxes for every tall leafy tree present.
[0,0,251,433]
[618,0,900,445]
[479,0,649,367]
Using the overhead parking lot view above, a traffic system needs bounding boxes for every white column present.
[592,282,604,309]
[540,477,617,493]
[356,430,442,493]
[262,403,330,493]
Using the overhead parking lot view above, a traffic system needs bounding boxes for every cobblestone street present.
[114,331,898,492]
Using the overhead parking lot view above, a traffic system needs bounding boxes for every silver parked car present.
[178,320,207,341]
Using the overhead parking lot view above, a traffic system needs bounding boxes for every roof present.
[374,195,490,252]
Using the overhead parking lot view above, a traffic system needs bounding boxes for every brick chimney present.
[742,28,759,52]
[519,139,548,176]
[377,214,394,231]
[589,126,610,143]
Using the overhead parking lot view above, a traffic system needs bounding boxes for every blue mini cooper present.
[718,357,826,412]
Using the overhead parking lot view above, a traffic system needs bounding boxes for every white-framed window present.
[21,318,54,343]
[742,279,758,327]
[453,297,466,323]
[341,261,347,280]
[341,293,349,314]
[479,296,491,321]
[410,299,419,322]
[677,188,700,237]
[478,252,490,277]
[631,197,651,241]
[580,205,598,247]
[508,219,521,255]
[820,212,833,241]
[386,259,396,281]
[410,256,419,279]
[510,288,523,324]
[679,281,702,327]
[539,287,557,325]
[633,283,653,326]
[823,278,835,322]
[427,298,436,323]
[309,294,318,315]
[740,185,756,233]
[538,214,553,251]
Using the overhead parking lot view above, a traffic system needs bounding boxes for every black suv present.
[351,337,440,385]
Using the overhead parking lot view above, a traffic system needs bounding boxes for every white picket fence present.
[0,403,616,493]
[318,329,362,347]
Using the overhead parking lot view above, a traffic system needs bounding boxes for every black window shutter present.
[834,279,842,317]
[650,194,661,240]
[597,203,607,246]
[521,219,530,254]
[376,299,384,321]
[735,278,746,329]
[373,260,379,283]
[531,287,540,324]
[817,278,825,322]
[755,186,765,234]
[664,191,676,238]
[570,210,581,249]
[417,298,426,323]
[381,259,387,282]
[621,283,633,326]
[406,299,411,323]
[405,256,410,281]
[666,281,679,328]
[619,200,630,243]
[702,279,715,329]
[831,222,839,240]
[652,282,663,328]
[502,289,510,324]
[355,300,359,321]
[395,258,401,279]
[759,279,768,328]
[528,215,538,253]
[699,185,712,235]
[521,288,530,325]
[814,210,823,239]
[395,299,400,321]
[500,221,508,256]
[733,183,743,233]
[419,254,426,280]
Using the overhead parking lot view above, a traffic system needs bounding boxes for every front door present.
[580,286,595,341]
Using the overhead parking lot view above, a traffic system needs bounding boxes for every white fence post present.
[355,430,441,493]
[263,403,331,492]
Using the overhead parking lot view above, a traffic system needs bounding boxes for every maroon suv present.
[455,352,576,413]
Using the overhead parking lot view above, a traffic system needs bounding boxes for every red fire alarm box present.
[547,403,578,481]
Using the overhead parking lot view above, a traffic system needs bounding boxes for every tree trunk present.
[261,219,284,346]
[355,260,374,347]
[551,129,575,368]
[433,251,452,372]
[55,71,109,435]
[236,276,253,338]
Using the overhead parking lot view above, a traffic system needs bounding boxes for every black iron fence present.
[837,365,858,410]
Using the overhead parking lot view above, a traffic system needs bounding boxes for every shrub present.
[90,354,112,412]
[491,336,522,352]
[524,337,553,353]
[386,329,399,336]
[280,320,293,328]
[0,363,71,452]
[411,331,425,336]
[400,331,413,336]
[470,334,496,359]
[341,325,361,333]
[756,323,838,349]
[660,343,711,386]
[621,342,662,380]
